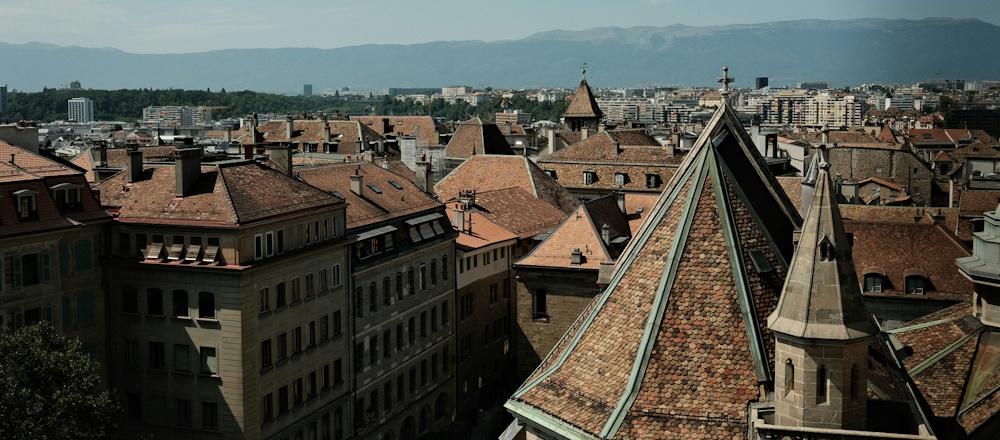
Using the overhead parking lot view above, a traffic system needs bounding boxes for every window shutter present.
[59,242,70,275]
[12,255,22,288]
[41,250,51,282]
[75,240,93,271]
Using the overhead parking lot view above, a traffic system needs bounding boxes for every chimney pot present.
[601,223,611,246]
[350,170,364,197]
[571,248,583,265]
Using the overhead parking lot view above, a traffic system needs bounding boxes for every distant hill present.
[1,18,997,93]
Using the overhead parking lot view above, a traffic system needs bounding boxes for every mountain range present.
[1,18,997,94]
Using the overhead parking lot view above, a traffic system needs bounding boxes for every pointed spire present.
[768,164,876,340]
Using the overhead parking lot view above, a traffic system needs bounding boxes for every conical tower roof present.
[563,76,603,119]
[506,101,801,439]
[767,163,876,340]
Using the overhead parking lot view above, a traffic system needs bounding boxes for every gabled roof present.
[297,161,441,230]
[350,115,447,146]
[444,117,515,158]
[563,77,603,119]
[876,123,899,144]
[434,155,580,214]
[515,195,633,271]
[541,130,678,164]
[94,160,341,226]
[446,201,518,251]
[507,102,802,439]
[245,120,381,153]
[463,187,567,239]
[859,176,905,192]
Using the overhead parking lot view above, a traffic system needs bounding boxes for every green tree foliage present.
[2,88,571,124]
[0,323,118,439]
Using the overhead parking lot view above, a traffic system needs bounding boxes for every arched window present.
[864,274,884,293]
[816,366,828,404]
[198,292,215,319]
[418,406,430,433]
[434,392,448,420]
[784,358,795,397]
[400,416,416,440]
[849,364,860,401]
[906,276,927,294]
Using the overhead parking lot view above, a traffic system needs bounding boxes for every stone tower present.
[767,158,876,430]
[957,203,1000,326]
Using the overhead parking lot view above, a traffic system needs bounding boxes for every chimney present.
[174,148,202,197]
[127,147,143,183]
[286,114,294,139]
[415,152,433,194]
[382,117,392,134]
[821,124,830,146]
[617,191,627,214]
[224,128,232,143]
[453,206,466,233]
[581,126,589,140]
[601,224,611,246]
[571,248,583,265]
[268,145,294,175]
[99,143,108,167]
[949,179,955,208]
[458,189,476,208]
[547,130,555,155]
[322,115,331,143]
[350,168,364,197]
[598,123,606,133]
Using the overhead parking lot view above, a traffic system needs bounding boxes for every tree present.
[0,323,119,439]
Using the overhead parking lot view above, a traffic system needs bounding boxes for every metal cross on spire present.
[581,62,587,78]
[717,65,735,96]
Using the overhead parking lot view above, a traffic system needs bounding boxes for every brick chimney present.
[174,148,202,197]
[350,168,364,197]
[415,152,433,194]
[127,147,143,183]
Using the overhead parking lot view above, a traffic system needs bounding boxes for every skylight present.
[389,180,404,190]
[367,184,382,194]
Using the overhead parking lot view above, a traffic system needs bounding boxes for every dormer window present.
[13,189,38,221]
[646,173,661,189]
[614,172,627,187]
[583,171,597,185]
[50,183,82,212]
[543,169,557,179]
[905,276,927,295]
[864,274,883,293]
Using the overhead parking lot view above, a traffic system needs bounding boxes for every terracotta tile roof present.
[296,161,441,229]
[465,187,567,239]
[876,123,899,144]
[952,141,1000,159]
[845,221,972,300]
[350,115,446,146]
[516,194,633,270]
[797,129,878,144]
[623,193,660,235]
[541,131,679,164]
[858,176,904,192]
[444,117,514,158]
[434,155,580,214]
[563,77,602,119]
[1,141,80,178]
[555,131,582,146]
[959,189,1000,218]
[386,161,417,184]
[776,176,803,213]
[932,150,951,162]
[508,102,803,439]
[70,153,96,182]
[838,205,960,228]
[247,120,381,153]
[95,160,343,226]
[539,162,678,193]
[446,201,517,250]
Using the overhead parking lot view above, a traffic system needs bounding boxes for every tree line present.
[1,88,570,125]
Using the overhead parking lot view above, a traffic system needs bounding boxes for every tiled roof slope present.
[563,77,602,119]
[515,194,633,270]
[444,117,515,158]
[0,141,109,238]
[468,187,568,239]
[95,160,342,225]
[297,161,441,229]
[247,120,381,153]
[350,115,447,147]
[507,102,802,439]
[541,131,677,164]
[434,155,580,214]
[846,221,971,300]
[447,201,518,250]
[889,302,1000,437]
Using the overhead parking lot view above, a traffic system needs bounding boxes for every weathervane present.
[581,62,587,78]
[717,65,735,96]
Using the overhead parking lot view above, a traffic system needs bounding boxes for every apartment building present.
[68,97,95,123]
[95,148,352,440]
[0,140,111,375]
[298,160,458,440]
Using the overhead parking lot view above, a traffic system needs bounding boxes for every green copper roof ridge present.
[711,147,772,382]
[600,149,711,438]
[511,154,703,399]
[885,316,963,334]
[867,380,891,401]
[908,327,983,377]
[504,400,600,440]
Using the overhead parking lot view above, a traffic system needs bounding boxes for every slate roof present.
[507,101,803,439]
[889,302,1000,437]
[0,141,110,238]
[463,187,567,239]
[515,194,634,271]
[444,117,515,158]
[297,161,441,229]
[434,155,580,214]
[563,77,602,119]
[846,221,971,300]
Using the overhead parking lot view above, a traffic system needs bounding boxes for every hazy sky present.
[3,0,996,54]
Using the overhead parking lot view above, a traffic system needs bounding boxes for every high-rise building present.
[756,77,769,89]
[0,84,8,116]
[304,84,313,96]
[68,97,94,123]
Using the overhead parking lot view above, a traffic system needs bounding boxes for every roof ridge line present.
[581,197,616,264]
[524,157,539,197]
[908,327,983,377]
[601,148,711,438]
[215,164,241,224]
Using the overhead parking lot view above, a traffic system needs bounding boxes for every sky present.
[2,0,997,54]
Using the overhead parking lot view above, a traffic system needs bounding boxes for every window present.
[334,358,343,384]
[173,290,188,317]
[383,277,391,306]
[383,330,391,358]
[816,366,827,404]
[201,347,218,375]
[503,279,510,299]
[333,311,342,335]
[74,240,93,271]
[279,386,289,413]
[51,183,82,212]
[308,321,316,347]
[396,272,403,300]
[127,393,141,420]
[78,293,94,324]
[369,335,378,365]
[614,172,626,187]
[277,229,285,254]
[14,190,37,220]
[12,251,50,288]
[420,264,427,290]
[410,368,417,395]
[332,265,341,287]
[323,364,331,389]
[123,286,138,313]
[532,289,547,320]
[583,171,596,185]
[490,283,499,305]
[198,292,215,319]
[319,268,328,293]
[123,339,139,367]
[906,277,926,295]
[369,283,377,313]
[265,231,275,257]
[384,382,392,412]
[396,324,404,351]
[276,282,287,308]
[309,370,317,398]
[177,399,192,427]
[443,346,450,372]
[431,307,438,332]
[646,173,661,189]
[261,394,273,422]
[294,377,303,405]
[254,234,263,260]
[864,275,883,293]
[431,260,437,286]
[203,402,218,430]
[306,273,315,298]
[485,251,490,265]
[460,294,473,320]
[442,301,449,326]
[408,317,416,344]
[320,316,329,342]
[262,339,273,367]
[442,255,448,280]
[260,287,270,313]
[147,288,163,316]
[431,354,439,380]
[278,332,288,360]
[149,341,165,369]
[293,327,302,353]
[175,344,190,371]
[292,277,301,303]
[407,268,415,295]
[355,343,364,370]
[784,359,794,396]
[421,312,427,338]
[397,376,405,403]
[354,288,364,318]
